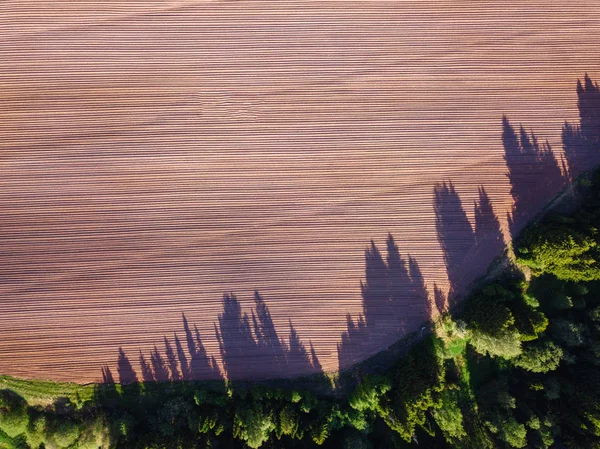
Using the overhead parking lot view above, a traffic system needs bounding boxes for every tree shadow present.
[216,291,321,380]
[337,314,368,368]
[433,283,447,314]
[252,291,288,376]
[434,181,476,299]
[139,351,154,383]
[337,233,432,370]
[107,291,321,383]
[97,366,119,403]
[502,116,565,237]
[287,320,314,373]
[361,240,391,330]
[472,186,506,271]
[183,314,221,380]
[474,187,504,252]
[106,314,223,385]
[173,333,189,379]
[101,366,115,384]
[116,347,138,385]
[434,182,505,303]
[309,341,322,373]
[216,292,261,381]
[164,337,180,382]
[578,74,600,146]
[150,345,170,382]
[563,74,600,179]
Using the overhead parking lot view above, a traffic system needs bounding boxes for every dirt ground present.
[1,0,599,383]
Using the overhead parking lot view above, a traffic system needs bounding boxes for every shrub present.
[0,390,29,438]
[513,340,563,373]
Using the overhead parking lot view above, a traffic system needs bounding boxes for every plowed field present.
[1,0,599,383]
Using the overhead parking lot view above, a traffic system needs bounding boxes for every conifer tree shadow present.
[337,234,431,370]
[183,314,221,380]
[139,351,154,383]
[474,187,505,252]
[107,315,223,385]
[579,74,600,145]
[309,341,322,373]
[101,366,115,384]
[361,240,391,330]
[434,181,476,300]
[215,293,261,381]
[216,291,321,380]
[96,366,119,404]
[337,314,368,368]
[109,293,321,383]
[434,182,505,304]
[150,345,170,382]
[433,283,447,314]
[502,116,565,237]
[164,337,180,381]
[287,320,316,373]
[116,347,138,385]
[563,74,600,178]
[173,333,189,379]
[116,348,141,398]
[473,186,506,269]
[252,291,288,376]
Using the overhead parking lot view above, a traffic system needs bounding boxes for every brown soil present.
[1,0,599,383]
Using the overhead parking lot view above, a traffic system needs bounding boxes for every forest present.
[1,76,600,449]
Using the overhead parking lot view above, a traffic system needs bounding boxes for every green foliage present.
[345,409,369,432]
[529,416,556,449]
[0,390,29,438]
[0,376,96,408]
[464,284,516,335]
[463,283,525,358]
[477,379,529,448]
[233,404,275,448]
[513,339,563,373]
[550,318,586,347]
[469,328,522,359]
[25,412,48,449]
[384,337,445,441]
[543,377,561,400]
[342,429,372,449]
[309,418,329,445]
[52,419,81,448]
[493,415,527,448]
[300,392,318,414]
[512,297,548,342]
[528,275,574,312]
[194,389,228,408]
[431,387,466,443]
[348,375,390,414]
[516,220,600,281]
[277,405,303,440]
[198,410,220,434]
[1,433,30,449]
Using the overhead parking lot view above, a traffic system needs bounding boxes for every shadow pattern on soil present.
[563,74,600,179]
[337,233,433,369]
[502,116,565,238]
[434,182,505,303]
[105,292,321,384]
[102,74,600,385]
[216,291,320,381]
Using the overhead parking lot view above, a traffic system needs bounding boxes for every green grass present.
[0,376,96,408]
[0,430,12,449]
[446,338,467,358]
